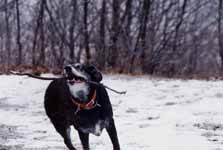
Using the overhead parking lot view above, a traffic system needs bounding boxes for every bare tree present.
[96,0,106,69]
[32,0,46,66]
[84,0,91,64]
[108,0,120,68]
[160,0,188,76]
[139,0,151,73]
[129,0,151,73]
[38,0,46,65]
[218,0,223,72]
[68,0,77,63]
[15,0,22,65]
[172,0,188,54]
[4,0,11,67]
[0,0,221,77]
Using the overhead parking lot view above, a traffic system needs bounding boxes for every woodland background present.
[0,0,223,77]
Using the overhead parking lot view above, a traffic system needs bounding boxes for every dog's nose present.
[64,65,72,72]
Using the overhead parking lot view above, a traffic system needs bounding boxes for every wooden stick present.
[86,80,127,95]
[10,71,59,80]
[10,71,127,95]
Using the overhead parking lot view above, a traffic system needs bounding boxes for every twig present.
[86,80,127,95]
[10,71,58,80]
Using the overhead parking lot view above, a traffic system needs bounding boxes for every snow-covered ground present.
[1,75,223,150]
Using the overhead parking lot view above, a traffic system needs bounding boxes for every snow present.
[1,74,223,150]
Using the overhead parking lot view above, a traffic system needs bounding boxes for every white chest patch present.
[78,120,103,136]
[68,83,89,101]
[94,121,102,136]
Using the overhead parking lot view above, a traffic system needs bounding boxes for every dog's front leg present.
[106,118,120,150]
[54,125,77,150]
[78,131,90,150]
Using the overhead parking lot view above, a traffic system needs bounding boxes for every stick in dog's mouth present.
[10,70,127,95]
[65,73,86,85]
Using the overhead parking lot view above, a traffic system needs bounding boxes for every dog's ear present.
[86,65,102,82]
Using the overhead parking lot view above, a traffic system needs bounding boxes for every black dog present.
[44,63,120,150]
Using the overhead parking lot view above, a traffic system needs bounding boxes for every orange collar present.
[71,90,97,112]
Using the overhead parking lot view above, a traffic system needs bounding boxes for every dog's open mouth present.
[66,74,85,85]
[64,65,87,85]
[64,70,86,85]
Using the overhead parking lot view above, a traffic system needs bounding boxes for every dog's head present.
[64,63,102,85]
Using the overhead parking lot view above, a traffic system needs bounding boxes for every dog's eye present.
[74,64,81,69]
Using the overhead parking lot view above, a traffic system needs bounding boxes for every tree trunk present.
[84,0,91,65]
[4,0,11,67]
[129,0,151,73]
[218,0,223,72]
[0,34,3,63]
[125,0,133,38]
[165,0,188,75]
[39,0,46,65]
[68,0,77,63]
[32,0,46,66]
[172,0,188,53]
[97,0,106,69]
[139,0,151,73]
[108,0,120,68]
[16,0,22,65]
[32,21,38,66]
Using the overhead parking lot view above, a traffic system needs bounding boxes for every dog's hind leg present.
[106,118,120,150]
[78,131,90,150]
[54,124,77,150]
